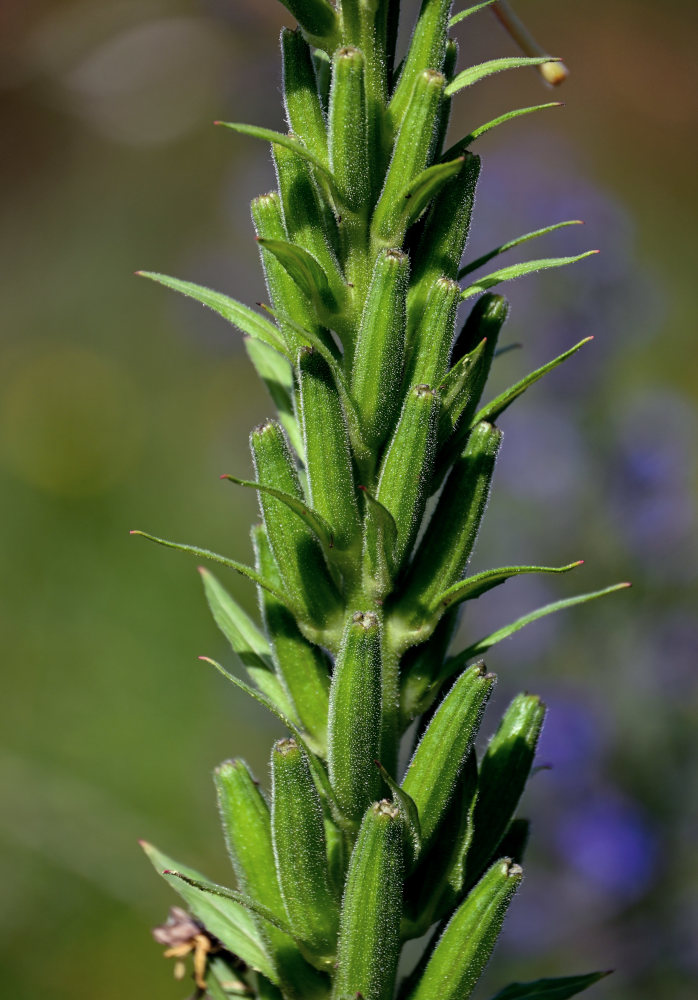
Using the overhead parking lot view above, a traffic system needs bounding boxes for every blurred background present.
[1,1,696,998]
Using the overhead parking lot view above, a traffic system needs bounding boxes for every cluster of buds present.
[137,2,624,998]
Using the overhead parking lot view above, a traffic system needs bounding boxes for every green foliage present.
[136,2,625,998]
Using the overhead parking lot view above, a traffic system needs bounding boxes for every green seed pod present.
[372,69,446,249]
[407,153,481,340]
[376,383,439,569]
[298,349,361,554]
[406,275,461,388]
[464,693,546,889]
[282,28,329,166]
[388,0,452,134]
[404,421,502,614]
[333,800,404,1000]
[250,419,342,629]
[215,761,327,1000]
[451,291,508,374]
[252,191,325,354]
[327,611,383,825]
[271,738,339,962]
[402,663,495,854]
[351,247,408,449]
[408,858,523,1000]
[329,46,370,214]
[273,144,345,307]
[252,524,331,756]
[312,49,331,113]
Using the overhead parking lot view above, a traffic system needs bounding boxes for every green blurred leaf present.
[137,271,288,355]
[488,971,612,1000]
[461,252,598,299]
[141,841,277,983]
[446,56,562,96]
[459,221,584,278]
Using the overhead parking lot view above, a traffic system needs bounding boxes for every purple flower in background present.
[554,792,658,901]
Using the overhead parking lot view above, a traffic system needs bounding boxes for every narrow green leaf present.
[436,337,488,445]
[199,567,297,722]
[449,0,498,27]
[399,156,466,232]
[461,251,598,299]
[472,337,593,426]
[141,841,277,983]
[447,583,631,665]
[435,561,584,612]
[408,858,522,1000]
[327,611,383,825]
[446,56,562,97]
[488,971,612,1000]
[129,530,289,606]
[459,220,584,279]
[271,738,339,962]
[216,122,335,187]
[257,237,336,314]
[402,664,494,855]
[137,271,287,355]
[376,760,423,866]
[334,801,405,1000]
[163,871,297,942]
[441,102,561,159]
[222,475,335,553]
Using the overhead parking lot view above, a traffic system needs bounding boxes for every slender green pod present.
[215,761,327,1000]
[464,694,546,889]
[281,28,328,165]
[252,524,331,756]
[372,69,446,249]
[376,383,439,569]
[327,611,383,825]
[433,36,459,159]
[402,664,495,853]
[298,348,361,556]
[407,153,481,338]
[408,858,523,1000]
[271,738,339,963]
[250,419,342,632]
[405,275,461,388]
[404,421,502,614]
[328,46,370,215]
[351,247,408,448]
[436,336,488,447]
[333,800,404,1000]
[388,0,452,133]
